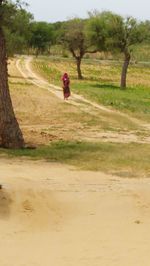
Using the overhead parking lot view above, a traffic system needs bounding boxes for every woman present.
[61,73,71,100]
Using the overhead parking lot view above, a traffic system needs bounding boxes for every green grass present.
[72,83,150,120]
[32,57,150,122]
[0,141,150,177]
[132,43,150,62]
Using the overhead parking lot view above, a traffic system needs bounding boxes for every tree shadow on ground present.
[0,188,12,219]
[78,76,115,83]
[91,83,120,90]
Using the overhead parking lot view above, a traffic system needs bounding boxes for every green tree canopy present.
[30,21,54,55]
[107,14,149,87]
[60,18,96,79]
[87,11,149,88]
[4,7,33,55]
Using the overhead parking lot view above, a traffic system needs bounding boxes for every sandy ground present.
[1,158,150,266]
[1,57,149,266]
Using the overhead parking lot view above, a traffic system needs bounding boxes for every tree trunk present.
[76,57,83,80]
[0,27,25,148]
[120,51,131,89]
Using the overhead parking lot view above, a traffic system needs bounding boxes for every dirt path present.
[1,158,150,266]
[13,56,150,145]
[16,56,150,130]
[0,57,149,266]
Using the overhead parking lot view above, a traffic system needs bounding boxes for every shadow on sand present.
[0,188,12,219]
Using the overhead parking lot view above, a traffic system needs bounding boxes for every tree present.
[102,13,149,88]
[0,0,24,148]
[88,11,149,88]
[87,11,110,53]
[108,15,147,88]
[30,22,54,56]
[52,21,65,45]
[61,18,96,79]
[4,8,33,55]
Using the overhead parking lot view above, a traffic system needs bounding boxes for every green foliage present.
[30,22,54,55]
[0,0,17,27]
[87,11,114,51]
[61,18,87,54]
[110,16,148,53]
[59,18,98,78]
[0,1,33,55]
[87,11,149,54]
[5,9,33,55]
[4,27,26,55]
[52,21,67,44]
[86,11,150,87]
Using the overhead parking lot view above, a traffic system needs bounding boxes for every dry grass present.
[2,56,149,178]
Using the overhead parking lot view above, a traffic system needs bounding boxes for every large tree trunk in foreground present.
[120,51,131,89]
[0,27,24,148]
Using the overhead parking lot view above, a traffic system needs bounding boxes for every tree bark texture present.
[0,27,25,148]
[70,48,83,80]
[76,57,83,80]
[120,51,131,89]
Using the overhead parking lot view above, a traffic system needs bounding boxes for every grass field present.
[0,56,149,178]
[32,56,150,122]
[1,140,150,178]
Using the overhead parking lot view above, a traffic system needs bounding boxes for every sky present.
[26,0,150,22]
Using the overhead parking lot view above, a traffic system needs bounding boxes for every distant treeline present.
[4,6,150,60]
[3,3,150,87]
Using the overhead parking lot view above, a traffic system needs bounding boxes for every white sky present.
[26,0,150,22]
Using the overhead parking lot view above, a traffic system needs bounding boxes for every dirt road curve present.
[16,56,150,130]
[1,158,150,266]
[16,56,119,114]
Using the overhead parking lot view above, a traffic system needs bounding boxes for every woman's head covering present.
[62,72,69,80]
